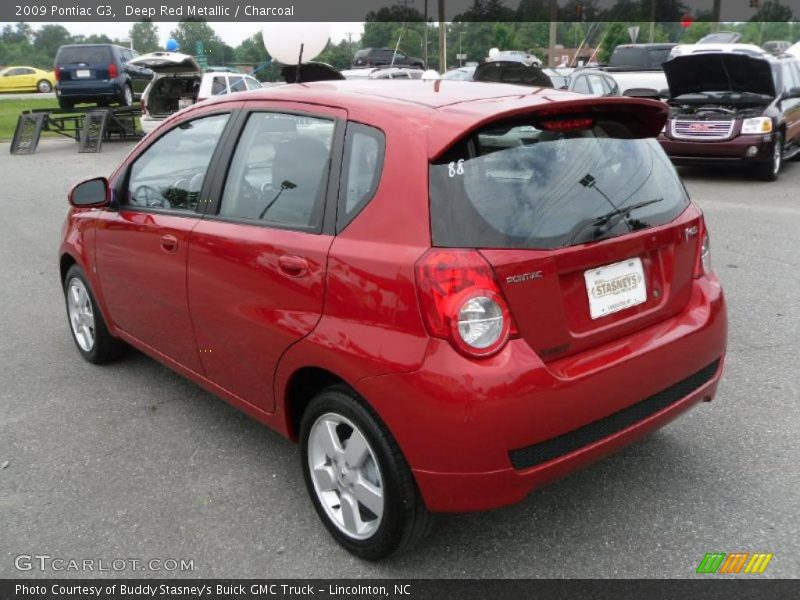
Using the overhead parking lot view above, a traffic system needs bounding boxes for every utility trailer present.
[10,106,143,155]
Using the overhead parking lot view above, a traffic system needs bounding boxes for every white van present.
[130,52,262,133]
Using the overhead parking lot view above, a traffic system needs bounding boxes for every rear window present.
[55,45,112,65]
[430,118,689,250]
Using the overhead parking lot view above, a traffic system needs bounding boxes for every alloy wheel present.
[66,277,95,352]
[307,412,385,540]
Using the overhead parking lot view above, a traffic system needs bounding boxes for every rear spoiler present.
[428,95,669,160]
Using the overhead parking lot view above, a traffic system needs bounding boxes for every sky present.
[1,22,365,48]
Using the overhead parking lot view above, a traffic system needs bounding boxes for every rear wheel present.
[36,79,52,93]
[119,84,133,107]
[755,132,783,181]
[300,386,433,560]
[63,265,125,364]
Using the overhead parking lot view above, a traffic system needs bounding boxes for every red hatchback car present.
[59,81,727,560]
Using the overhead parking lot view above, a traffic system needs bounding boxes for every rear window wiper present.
[568,197,663,246]
[592,197,664,230]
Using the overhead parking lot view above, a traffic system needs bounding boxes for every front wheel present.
[63,265,125,364]
[300,387,433,560]
[755,133,783,181]
[37,79,52,93]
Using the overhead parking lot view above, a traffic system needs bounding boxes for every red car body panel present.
[59,81,727,513]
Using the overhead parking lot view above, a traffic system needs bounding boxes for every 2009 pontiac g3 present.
[59,80,727,560]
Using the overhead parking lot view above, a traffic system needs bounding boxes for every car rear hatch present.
[128,51,201,74]
[473,60,553,88]
[55,45,114,83]
[428,99,704,363]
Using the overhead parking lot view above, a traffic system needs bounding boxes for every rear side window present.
[219,112,335,231]
[229,76,247,93]
[55,46,112,65]
[430,118,689,250]
[337,123,385,231]
[572,76,590,94]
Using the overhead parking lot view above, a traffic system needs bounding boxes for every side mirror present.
[68,177,110,208]
[783,86,800,99]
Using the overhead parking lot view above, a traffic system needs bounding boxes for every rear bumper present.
[56,81,122,101]
[357,275,727,512]
[658,133,776,165]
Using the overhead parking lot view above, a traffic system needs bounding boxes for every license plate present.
[584,258,647,320]
[76,69,91,78]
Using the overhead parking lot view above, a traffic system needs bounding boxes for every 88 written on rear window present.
[429,120,689,250]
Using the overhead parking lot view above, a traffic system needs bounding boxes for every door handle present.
[278,255,309,278]
[160,234,178,254]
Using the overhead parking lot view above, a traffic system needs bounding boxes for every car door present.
[187,103,345,412]
[94,110,234,373]
[782,62,800,148]
[1,68,29,90]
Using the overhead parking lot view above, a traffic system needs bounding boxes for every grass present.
[0,97,62,141]
[0,97,140,142]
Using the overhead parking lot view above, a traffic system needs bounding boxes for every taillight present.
[415,249,517,358]
[108,63,118,78]
[140,95,147,115]
[693,221,712,278]
[54,67,61,82]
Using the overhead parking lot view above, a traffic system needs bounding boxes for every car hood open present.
[129,52,201,74]
[663,53,775,98]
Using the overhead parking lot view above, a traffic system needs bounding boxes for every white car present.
[669,43,767,59]
[130,52,263,133]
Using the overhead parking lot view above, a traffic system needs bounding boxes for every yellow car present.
[0,66,56,93]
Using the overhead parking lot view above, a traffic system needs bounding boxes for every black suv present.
[352,48,425,69]
[54,44,152,110]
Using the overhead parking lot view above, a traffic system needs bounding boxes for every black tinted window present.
[127,114,229,211]
[219,112,334,230]
[56,46,112,65]
[430,120,689,249]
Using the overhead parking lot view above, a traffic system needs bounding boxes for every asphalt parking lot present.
[0,139,798,579]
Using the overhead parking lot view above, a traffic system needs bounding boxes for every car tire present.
[37,79,52,93]
[755,132,783,181]
[300,386,433,560]
[63,265,125,364]
[58,98,74,110]
[119,84,133,107]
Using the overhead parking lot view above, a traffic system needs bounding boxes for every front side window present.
[245,77,262,90]
[127,113,229,211]
[219,112,335,230]
[211,76,227,96]
[430,118,689,249]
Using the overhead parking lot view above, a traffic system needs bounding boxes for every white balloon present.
[262,22,330,64]
[488,47,500,59]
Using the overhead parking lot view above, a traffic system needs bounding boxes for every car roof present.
[614,43,676,49]
[192,80,667,158]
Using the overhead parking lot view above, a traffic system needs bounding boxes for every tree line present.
[1,0,797,78]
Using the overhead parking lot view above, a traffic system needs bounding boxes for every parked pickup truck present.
[597,43,674,97]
